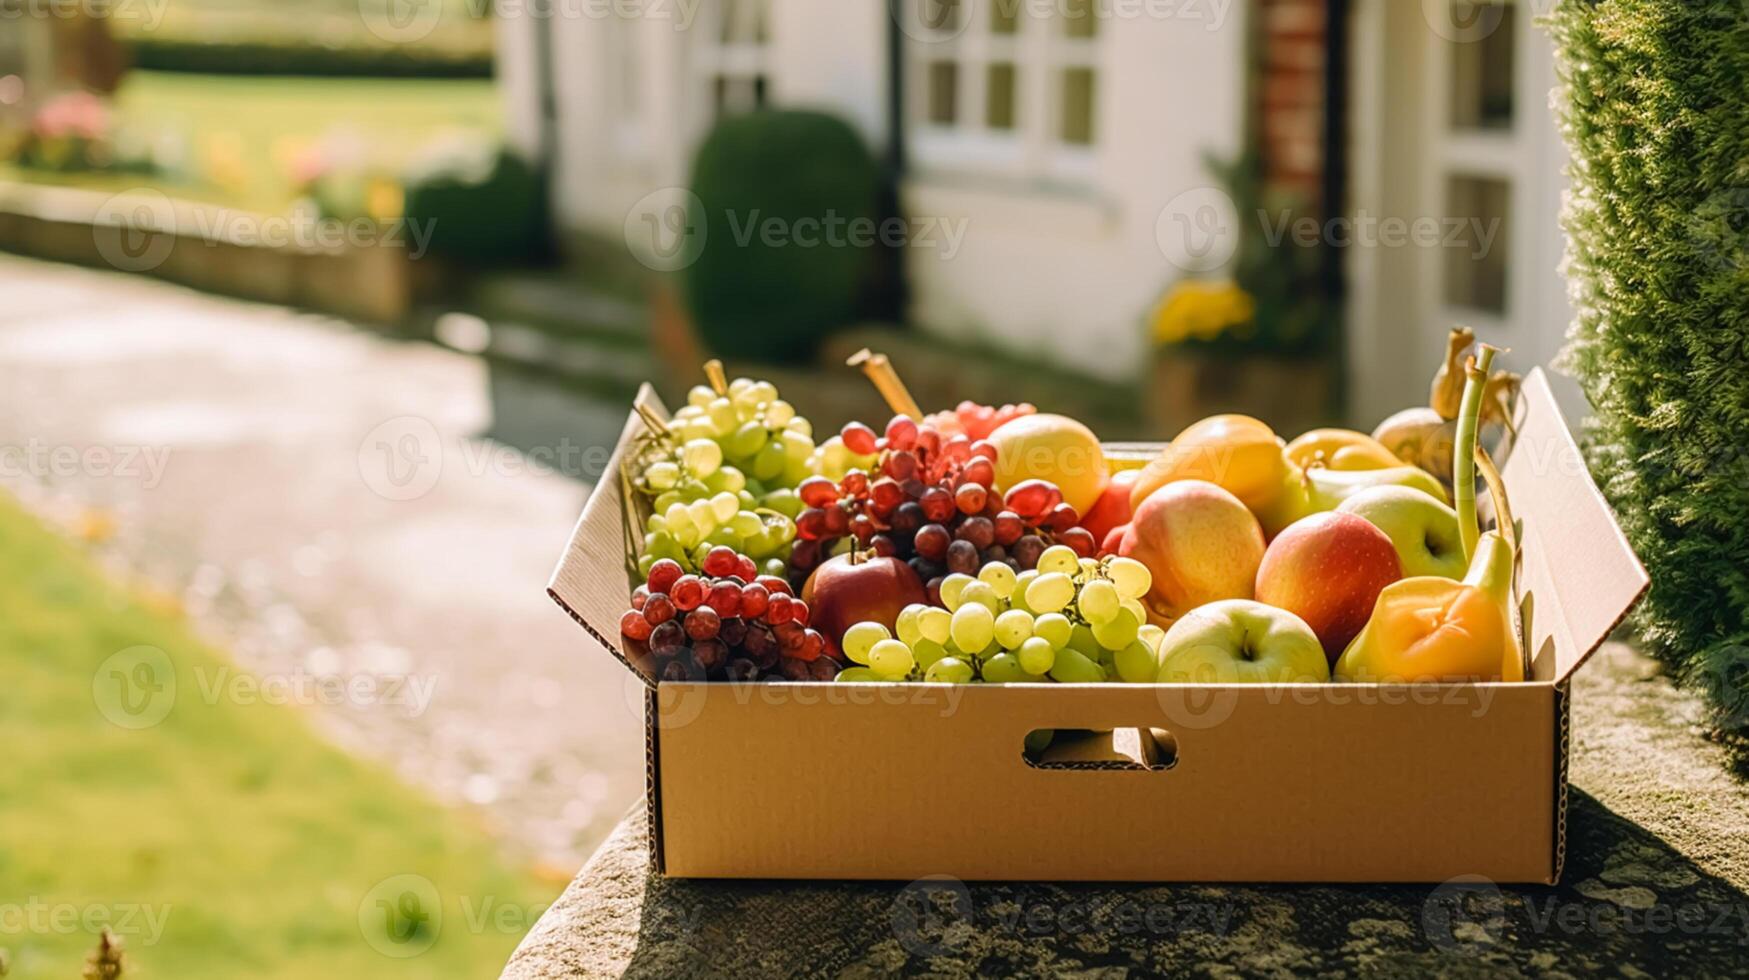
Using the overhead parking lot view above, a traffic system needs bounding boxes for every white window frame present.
[603,14,649,162]
[906,0,1101,187]
[691,0,772,133]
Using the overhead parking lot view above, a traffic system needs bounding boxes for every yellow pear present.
[1285,429,1405,472]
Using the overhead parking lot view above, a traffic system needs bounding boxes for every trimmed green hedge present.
[128,37,492,78]
[685,110,884,363]
[1551,1,1749,725]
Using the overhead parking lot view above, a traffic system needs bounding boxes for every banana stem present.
[846,348,923,420]
[703,359,729,396]
[1454,344,1499,563]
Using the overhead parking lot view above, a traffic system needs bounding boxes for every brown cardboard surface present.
[1500,370,1649,682]
[548,384,667,689]
[655,681,1557,882]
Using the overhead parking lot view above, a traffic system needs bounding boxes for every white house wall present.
[500,2,1249,383]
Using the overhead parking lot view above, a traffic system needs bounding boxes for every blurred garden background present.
[2,0,1746,976]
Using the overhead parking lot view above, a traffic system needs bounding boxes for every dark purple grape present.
[914,523,950,560]
[808,657,839,681]
[982,544,1008,565]
[725,658,759,682]
[993,511,1025,546]
[650,620,687,658]
[743,624,775,656]
[926,576,945,605]
[823,505,850,537]
[790,538,823,572]
[719,618,747,648]
[693,638,728,670]
[661,656,698,682]
[891,501,925,536]
[779,657,812,681]
[920,487,955,522]
[870,534,898,558]
[946,539,980,575]
[956,516,995,550]
[1011,534,1046,569]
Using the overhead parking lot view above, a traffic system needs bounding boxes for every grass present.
[0,492,556,979]
[2,70,500,214]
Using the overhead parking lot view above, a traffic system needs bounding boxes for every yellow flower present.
[1150,280,1256,348]
[365,178,404,223]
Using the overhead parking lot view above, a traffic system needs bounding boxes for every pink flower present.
[33,91,110,141]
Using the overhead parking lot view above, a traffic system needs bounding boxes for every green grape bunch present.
[835,547,1167,684]
[627,374,819,581]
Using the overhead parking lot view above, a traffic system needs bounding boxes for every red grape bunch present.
[787,414,1098,602]
[619,551,838,683]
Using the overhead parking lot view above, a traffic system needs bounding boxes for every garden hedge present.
[1551,0,1749,725]
[685,110,883,363]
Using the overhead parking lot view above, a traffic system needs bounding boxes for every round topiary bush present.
[402,141,547,263]
[685,110,883,363]
[1551,0,1749,726]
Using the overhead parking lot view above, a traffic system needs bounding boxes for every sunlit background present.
[0,1,1593,977]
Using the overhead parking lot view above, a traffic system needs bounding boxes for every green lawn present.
[2,70,500,214]
[0,493,555,979]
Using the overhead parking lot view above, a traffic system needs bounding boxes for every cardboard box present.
[549,369,1646,883]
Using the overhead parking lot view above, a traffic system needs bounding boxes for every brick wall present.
[1256,0,1329,211]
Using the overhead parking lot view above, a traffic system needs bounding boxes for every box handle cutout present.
[1023,727,1177,772]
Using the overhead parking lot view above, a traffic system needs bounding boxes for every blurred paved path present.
[0,254,645,868]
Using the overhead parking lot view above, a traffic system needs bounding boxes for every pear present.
[1462,530,1524,682]
[1257,462,1450,538]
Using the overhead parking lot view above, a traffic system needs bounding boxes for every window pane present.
[986,63,1017,130]
[1061,67,1095,144]
[927,61,959,125]
[991,0,1019,34]
[923,0,962,35]
[1449,2,1514,130]
[1443,175,1510,314]
[1063,0,1098,38]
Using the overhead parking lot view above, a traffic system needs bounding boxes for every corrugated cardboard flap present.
[548,384,669,689]
[1502,369,1648,682]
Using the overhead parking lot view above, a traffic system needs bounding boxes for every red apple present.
[1118,480,1265,627]
[802,554,927,653]
[1080,468,1140,547]
[1254,511,1403,664]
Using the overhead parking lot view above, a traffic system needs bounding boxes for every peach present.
[1130,414,1290,516]
[1254,512,1403,663]
[1118,480,1265,627]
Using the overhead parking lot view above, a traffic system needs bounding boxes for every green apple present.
[1156,599,1329,683]
[1336,485,1468,579]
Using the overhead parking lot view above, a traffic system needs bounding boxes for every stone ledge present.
[504,644,1749,978]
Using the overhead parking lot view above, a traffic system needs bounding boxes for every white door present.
[1348,0,1575,425]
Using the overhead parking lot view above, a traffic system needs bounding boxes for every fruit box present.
[548,368,1646,883]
